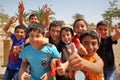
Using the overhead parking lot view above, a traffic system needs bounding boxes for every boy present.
[19,23,61,80]
[18,1,49,28]
[96,20,120,80]
[3,16,26,80]
[69,30,104,80]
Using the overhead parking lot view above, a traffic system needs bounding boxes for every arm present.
[111,24,120,41]
[43,4,50,28]
[18,1,28,28]
[3,16,17,36]
[19,59,30,80]
[69,53,103,74]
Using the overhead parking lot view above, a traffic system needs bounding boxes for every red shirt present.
[72,34,79,48]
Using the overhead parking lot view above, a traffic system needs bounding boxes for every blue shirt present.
[19,43,60,80]
[8,34,25,70]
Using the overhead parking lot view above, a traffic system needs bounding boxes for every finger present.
[77,39,88,55]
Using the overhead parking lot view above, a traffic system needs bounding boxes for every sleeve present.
[109,36,117,44]
[10,34,15,41]
[19,46,27,60]
[50,45,61,59]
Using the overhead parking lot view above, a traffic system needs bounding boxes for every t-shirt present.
[72,34,79,48]
[19,43,60,80]
[82,56,103,80]
[97,36,117,71]
[8,34,25,70]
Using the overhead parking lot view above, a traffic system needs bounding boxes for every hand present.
[9,16,17,24]
[18,1,24,14]
[77,39,88,55]
[12,44,24,56]
[69,43,84,71]
[21,72,30,80]
[40,72,50,80]
[43,4,50,13]
[115,24,120,35]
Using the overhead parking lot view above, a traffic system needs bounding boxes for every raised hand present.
[9,16,17,24]
[43,4,50,12]
[18,1,24,14]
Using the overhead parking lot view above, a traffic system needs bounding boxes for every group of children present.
[2,1,120,80]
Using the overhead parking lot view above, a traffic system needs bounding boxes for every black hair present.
[96,20,109,28]
[73,18,88,29]
[49,20,62,30]
[29,13,39,20]
[14,25,26,33]
[60,27,74,37]
[80,30,99,45]
[29,23,45,35]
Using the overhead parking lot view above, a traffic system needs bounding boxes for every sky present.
[0,0,120,25]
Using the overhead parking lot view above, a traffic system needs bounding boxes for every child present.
[60,27,85,80]
[18,1,50,40]
[48,20,63,52]
[3,16,26,80]
[96,20,120,80]
[19,23,61,80]
[69,30,104,80]
[18,1,49,28]
[72,18,88,55]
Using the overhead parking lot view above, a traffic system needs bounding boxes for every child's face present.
[74,21,87,36]
[96,25,109,39]
[14,28,25,40]
[49,26,61,41]
[29,16,39,25]
[61,30,73,45]
[29,30,44,50]
[81,36,99,56]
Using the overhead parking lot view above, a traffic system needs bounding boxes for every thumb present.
[76,39,88,55]
[71,43,77,54]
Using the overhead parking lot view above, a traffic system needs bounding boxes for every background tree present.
[72,13,84,20]
[30,6,55,23]
[0,5,9,27]
[102,0,120,26]
[102,0,120,35]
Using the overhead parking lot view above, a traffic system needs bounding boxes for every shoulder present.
[24,43,31,47]
[45,43,55,48]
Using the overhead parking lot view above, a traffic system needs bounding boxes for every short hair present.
[29,23,45,35]
[29,13,39,20]
[60,27,74,37]
[80,30,99,45]
[49,20,62,30]
[14,25,26,33]
[73,18,88,29]
[96,20,109,28]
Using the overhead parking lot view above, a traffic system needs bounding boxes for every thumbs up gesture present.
[69,43,84,71]
[77,39,88,55]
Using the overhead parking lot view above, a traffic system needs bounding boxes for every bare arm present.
[3,16,17,36]
[19,59,30,80]
[82,53,103,73]
[69,53,103,74]
[18,1,28,28]
[43,4,50,28]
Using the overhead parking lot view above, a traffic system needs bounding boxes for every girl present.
[60,27,85,80]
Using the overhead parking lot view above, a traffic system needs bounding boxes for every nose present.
[87,44,93,50]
